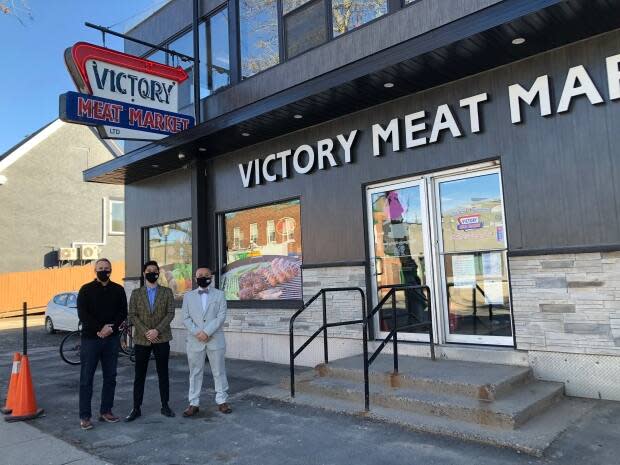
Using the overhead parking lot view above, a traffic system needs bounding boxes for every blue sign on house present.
[59,91,195,138]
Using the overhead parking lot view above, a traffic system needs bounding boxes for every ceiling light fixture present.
[512,37,526,45]
[293,114,303,119]
[241,132,251,137]
[151,164,159,168]
[178,152,186,160]
[198,147,207,152]
[384,82,395,88]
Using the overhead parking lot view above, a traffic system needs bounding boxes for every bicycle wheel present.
[119,325,134,357]
[60,331,82,365]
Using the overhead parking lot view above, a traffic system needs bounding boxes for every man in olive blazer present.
[181,266,231,416]
[125,260,176,421]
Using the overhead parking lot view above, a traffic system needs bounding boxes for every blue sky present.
[0,0,169,154]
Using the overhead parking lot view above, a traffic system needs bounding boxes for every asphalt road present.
[1,316,619,465]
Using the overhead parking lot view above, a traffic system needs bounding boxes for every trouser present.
[187,345,228,407]
[79,335,119,420]
[132,342,170,408]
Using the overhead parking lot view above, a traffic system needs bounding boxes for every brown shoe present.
[80,418,93,430]
[98,412,120,423]
[183,405,199,417]
[218,403,232,414]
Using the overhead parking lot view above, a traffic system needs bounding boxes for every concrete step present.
[295,375,564,429]
[316,354,533,401]
[247,384,594,456]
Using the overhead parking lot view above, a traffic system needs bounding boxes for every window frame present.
[109,198,125,236]
[217,196,303,309]
[139,0,411,99]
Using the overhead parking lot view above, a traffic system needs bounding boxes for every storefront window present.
[284,0,327,58]
[147,220,193,299]
[239,0,280,78]
[222,199,302,301]
[332,0,387,36]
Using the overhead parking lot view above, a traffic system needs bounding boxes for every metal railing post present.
[426,287,436,361]
[361,293,369,411]
[322,291,328,364]
[391,290,398,374]
[289,322,295,398]
[23,302,28,356]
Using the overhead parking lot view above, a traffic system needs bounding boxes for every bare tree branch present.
[1,0,33,26]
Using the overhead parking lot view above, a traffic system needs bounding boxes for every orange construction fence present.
[0,261,124,316]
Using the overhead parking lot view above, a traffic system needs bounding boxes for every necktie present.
[198,290,208,295]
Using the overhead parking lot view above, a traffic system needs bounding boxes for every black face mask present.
[145,272,159,284]
[96,270,111,282]
[197,277,211,288]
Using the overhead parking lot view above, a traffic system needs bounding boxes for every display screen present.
[147,220,193,299]
[222,200,302,301]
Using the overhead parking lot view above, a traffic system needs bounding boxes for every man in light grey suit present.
[181,266,232,417]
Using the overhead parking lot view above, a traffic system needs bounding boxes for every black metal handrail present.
[289,287,367,399]
[362,284,435,407]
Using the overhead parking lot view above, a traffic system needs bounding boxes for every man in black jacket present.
[77,258,127,430]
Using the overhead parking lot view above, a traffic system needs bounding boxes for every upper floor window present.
[284,0,328,58]
[204,7,231,96]
[239,0,280,78]
[144,6,231,109]
[332,0,388,36]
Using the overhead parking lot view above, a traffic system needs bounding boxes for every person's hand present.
[98,324,114,338]
[196,331,209,343]
[145,329,159,342]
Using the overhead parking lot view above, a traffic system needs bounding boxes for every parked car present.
[45,292,80,334]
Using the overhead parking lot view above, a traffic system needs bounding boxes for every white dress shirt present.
[199,287,209,313]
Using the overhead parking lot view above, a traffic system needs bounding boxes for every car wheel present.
[45,316,56,334]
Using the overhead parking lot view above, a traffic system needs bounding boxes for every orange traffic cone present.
[4,355,44,422]
[1,353,21,414]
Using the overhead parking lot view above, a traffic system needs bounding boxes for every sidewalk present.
[1,322,620,465]
[0,418,109,465]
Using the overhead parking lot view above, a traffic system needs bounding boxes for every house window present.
[233,227,242,249]
[222,199,302,301]
[250,223,259,245]
[284,217,296,242]
[146,220,192,299]
[109,199,125,235]
[284,0,327,58]
[331,0,388,36]
[239,0,280,78]
[267,220,276,244]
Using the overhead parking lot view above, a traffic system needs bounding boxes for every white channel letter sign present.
[65,42,190,140]
[238,52,620,187]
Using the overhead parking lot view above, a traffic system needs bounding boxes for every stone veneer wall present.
[510,252,620,355]
[223,266,367,338]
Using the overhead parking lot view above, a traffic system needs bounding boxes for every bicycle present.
[59,321,134,366]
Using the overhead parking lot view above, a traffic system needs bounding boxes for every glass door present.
[433,169,513,345]
[366,179,432,342]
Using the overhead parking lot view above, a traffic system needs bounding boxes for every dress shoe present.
[218,403,232,414]
[80,418,93,430]
[161,405,175,417]
[124,408,141,422]
[98,412,120,423]
[182,405,199,417]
